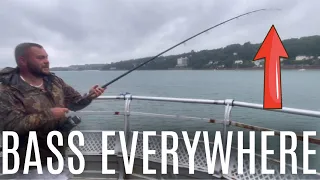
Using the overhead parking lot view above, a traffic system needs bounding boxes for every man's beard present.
[27,63,50,77]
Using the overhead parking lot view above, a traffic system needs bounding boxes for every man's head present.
[14,42,50,77]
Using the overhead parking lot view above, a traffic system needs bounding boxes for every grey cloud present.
[0,0,319,67]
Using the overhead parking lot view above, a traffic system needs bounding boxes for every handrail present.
[95,95,320,118]
[233,101,320,118]
[87,94,320,145]
[95,95,226,104]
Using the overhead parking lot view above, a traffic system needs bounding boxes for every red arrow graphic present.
[253,25,288,109]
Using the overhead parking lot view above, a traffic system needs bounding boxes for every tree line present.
[51,35,320,71]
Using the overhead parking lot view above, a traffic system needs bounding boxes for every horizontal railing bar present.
[233,101,320,118]
[96,95,226,104]
[95,95,320,118]
[69,110,118,115]
[125,96,226,104]
[95,96,123,100]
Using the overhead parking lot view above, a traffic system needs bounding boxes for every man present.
[0,42,105,179]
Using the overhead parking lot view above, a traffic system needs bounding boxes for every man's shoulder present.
[0,84,16,103]
[0,83,13,95]
[48,73,67,86]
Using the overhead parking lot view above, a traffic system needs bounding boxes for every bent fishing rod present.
[85,8,279,98]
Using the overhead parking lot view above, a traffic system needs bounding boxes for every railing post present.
[124,94,132,143]
[220,99,233,177]
[118,94,132,179]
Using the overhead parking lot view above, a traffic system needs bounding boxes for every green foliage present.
[51,35,320,71]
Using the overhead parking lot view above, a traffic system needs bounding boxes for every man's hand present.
[50,107,69,119]
[88,85,106,99]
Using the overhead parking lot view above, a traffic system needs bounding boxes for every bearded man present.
[0,42,105,179]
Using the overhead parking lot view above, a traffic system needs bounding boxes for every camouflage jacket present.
[0,67,92,168]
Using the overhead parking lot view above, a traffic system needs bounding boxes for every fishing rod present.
[86,8,279,98]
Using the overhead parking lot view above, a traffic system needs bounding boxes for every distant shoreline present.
[51,66,320,71]
[51,68,320,72]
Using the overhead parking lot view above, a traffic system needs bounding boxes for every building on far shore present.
[176,57,188,67]
[234,60,243,64]
[295,55,313,61]
[167,57,191,70]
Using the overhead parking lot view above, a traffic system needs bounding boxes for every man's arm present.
[0,91,57,136]
[59,79,93,111]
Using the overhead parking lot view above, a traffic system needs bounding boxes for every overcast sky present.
[0,0,319,67]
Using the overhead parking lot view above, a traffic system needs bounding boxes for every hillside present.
[50,35,320,71]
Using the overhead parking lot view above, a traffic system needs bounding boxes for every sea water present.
[54,69,320,172]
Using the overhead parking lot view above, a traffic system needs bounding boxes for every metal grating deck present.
[67,131,320,179]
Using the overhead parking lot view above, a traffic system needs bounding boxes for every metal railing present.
[69,94,320,179]
[90,94,320,145]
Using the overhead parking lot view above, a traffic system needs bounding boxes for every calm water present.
[54,69,320,171]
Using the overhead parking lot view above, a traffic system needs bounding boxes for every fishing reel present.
[58,115,82,133]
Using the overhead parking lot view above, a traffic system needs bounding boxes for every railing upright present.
[220,99,233,178]
[117,94,133,179]
[124,94,132,144]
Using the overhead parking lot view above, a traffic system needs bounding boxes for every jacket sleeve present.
[59,78,93,111]
[0,91,57,136]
